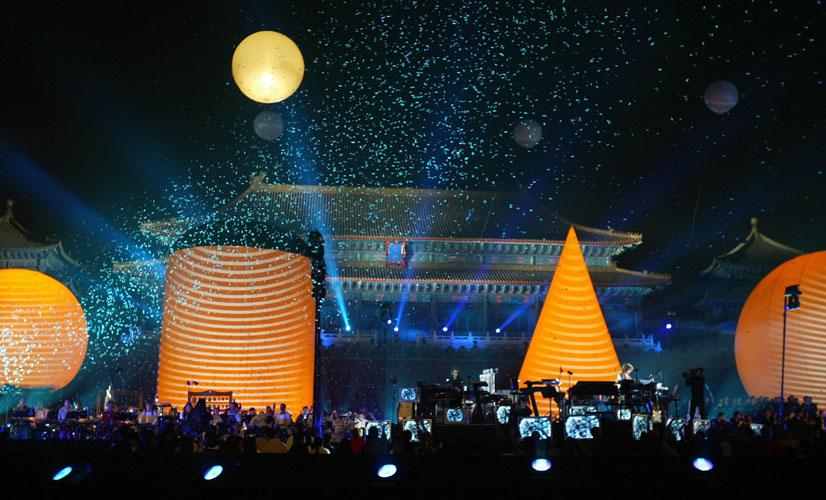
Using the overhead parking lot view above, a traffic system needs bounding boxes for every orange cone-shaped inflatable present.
[518,227,621,414]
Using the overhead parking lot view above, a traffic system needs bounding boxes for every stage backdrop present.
[518,227,621,414]
[157,246,315,412]
[736,251,826,407]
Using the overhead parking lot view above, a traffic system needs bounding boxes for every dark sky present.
[1,1,824,274]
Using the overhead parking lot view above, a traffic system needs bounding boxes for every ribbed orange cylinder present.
[736,251,826,406]
[0,269,88,389]
[518,227,621,414]
[157,246,315,413]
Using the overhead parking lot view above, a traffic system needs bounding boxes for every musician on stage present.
[447,368,464,392]
[683,368,714,419]
[617,363,635,382]
[12,398,33,417]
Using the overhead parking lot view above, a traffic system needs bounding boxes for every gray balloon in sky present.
[253,111,285,141]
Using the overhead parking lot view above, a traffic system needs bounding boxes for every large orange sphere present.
[0,269,88,389]
[735,251,826,405]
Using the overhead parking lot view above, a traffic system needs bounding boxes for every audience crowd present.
[4,393,826,460]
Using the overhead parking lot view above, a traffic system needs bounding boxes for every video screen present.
[387,242,406,265]
[399,387,417,402]
[402,419,432,442]
[519,417,551,440]
[632,414,652,440]
[564,415,599,439]
[496,406,511,425]
[365,420,392,440]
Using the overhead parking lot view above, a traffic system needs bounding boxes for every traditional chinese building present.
[0,200,80,290]
[133,176,670,343]
[697,217,803,330]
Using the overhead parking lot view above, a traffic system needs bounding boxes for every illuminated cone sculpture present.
[518,227,621,414]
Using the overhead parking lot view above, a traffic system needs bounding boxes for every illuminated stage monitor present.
[403,419,432,442]
[366,420,392,440]
[565,415,600,439]
[400,387,418,402]
[632,414,652,440]
[496,406,511,425]
[519,417,551,440]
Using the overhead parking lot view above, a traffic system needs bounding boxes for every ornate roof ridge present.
[0,199,50,249]
[596,264,671,281]
[701,217,803,276]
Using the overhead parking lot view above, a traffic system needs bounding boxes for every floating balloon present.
[704,80,738,114]
[232,31,305,104]
[513,119,543,149]
[253,111,284,141]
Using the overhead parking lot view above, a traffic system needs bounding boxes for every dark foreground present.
[1,440,820,497]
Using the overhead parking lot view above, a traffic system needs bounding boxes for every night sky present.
[2,1,824,274]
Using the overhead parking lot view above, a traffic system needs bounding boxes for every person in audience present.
[307,436,331,455]
[256,426,294,454]
[801,396,819,419]
[350,427,366,455]
[57,400,72,423]
[249,407,270,432]
[275,403,293,427]
[138,402,158,425]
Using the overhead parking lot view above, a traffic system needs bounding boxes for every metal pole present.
[312,296,322,434]
[780,297,787,422]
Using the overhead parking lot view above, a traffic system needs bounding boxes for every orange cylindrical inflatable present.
[736,251,826,406]
[157,246,315,413]
[0,268,88,389]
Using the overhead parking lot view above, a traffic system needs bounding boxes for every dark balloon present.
[513,119,542,149]
[253,111,285,141]
[704,80,738,115]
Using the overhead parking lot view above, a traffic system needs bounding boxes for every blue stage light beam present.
[497,294,540,332]
[444,295,470,330]
[280,110,352,334]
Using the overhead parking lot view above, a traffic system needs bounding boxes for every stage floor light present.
[531,458,552,472]
[52,466,73,481]
[692,458,714,472]
[377,464,398,479]
[203,465,224,480]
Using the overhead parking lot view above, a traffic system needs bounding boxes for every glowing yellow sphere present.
[0,269,88,389]
[231,31,305,104]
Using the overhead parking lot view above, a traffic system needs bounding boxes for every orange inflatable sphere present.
[157,247,315,412]
[735,251,826,406]
[0,269,88,389]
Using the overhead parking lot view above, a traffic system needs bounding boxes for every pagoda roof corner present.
[701,217,803,279]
